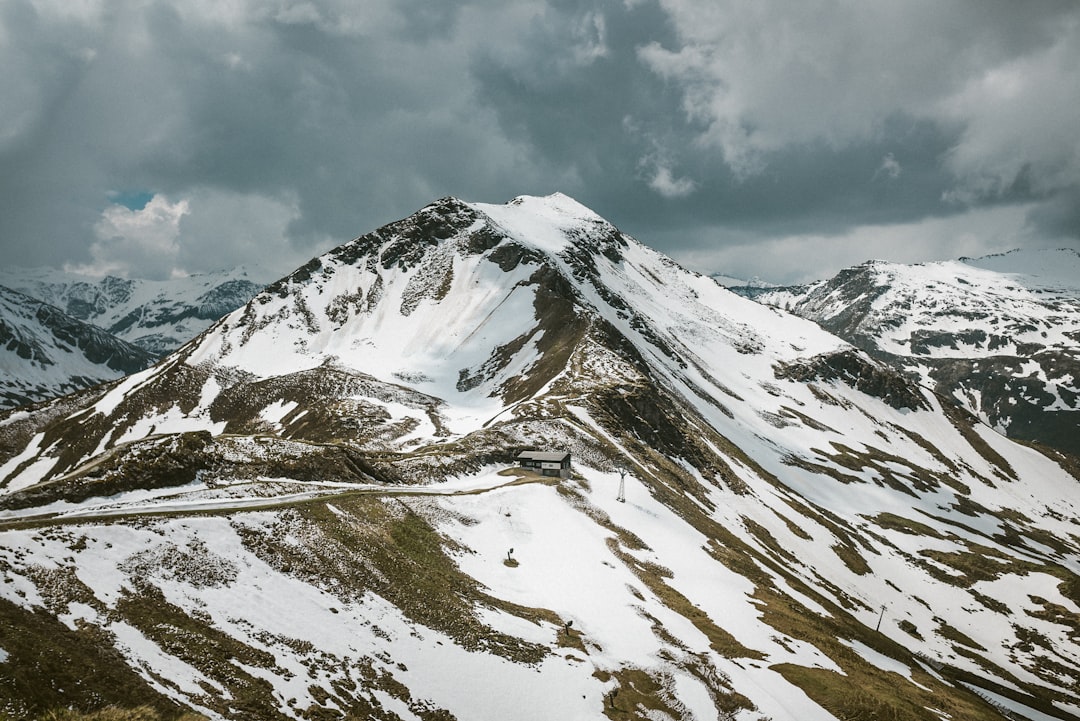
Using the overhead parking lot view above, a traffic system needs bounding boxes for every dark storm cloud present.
[0,0,543,277]
[470,0,1080,280]
[1028,190,1080,241]
[472,1,1080,249]
[469,1,691,217]
[1,0,1078,283]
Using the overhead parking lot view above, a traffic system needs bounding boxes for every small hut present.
[516,450,571,479]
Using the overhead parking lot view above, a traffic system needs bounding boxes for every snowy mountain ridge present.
[0,284,155,409]
[0,195,1078,721]
[753,248,1080,457]
[0,265,270,357]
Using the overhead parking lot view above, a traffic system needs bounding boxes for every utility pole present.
[876,604,887,632]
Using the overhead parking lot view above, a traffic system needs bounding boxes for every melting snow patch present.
[90,365,158,417]
[0,410,30,428]
[110,619,227,697]
[261,399,299,425]
[196,375,222,411]
[4,457,56,493]
[0,431,47,489]
[58,601,100,631]
[108,405,226,449]
[0,647,7,663]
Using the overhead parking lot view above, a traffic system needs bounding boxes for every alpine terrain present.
[1,194,1078,721]
[0,285,156,409]
[752,250,1080,458]
[0,266,269,357]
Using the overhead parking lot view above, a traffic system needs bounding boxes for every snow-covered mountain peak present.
[472,192,621,258]
[504,191,608,223]
[182,192,843,430]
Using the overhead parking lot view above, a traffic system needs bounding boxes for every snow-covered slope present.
[755,249,1080,457]
[0,284,155,409]
[0,266,270,356]
[0,196,1078,721]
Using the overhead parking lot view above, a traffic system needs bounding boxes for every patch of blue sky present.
[108,190,155,211]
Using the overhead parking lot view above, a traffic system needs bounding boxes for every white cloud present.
[74,195,189,278]
[571,10,609,64]
[874,153,901,180]
[648,165,696,198]
[72,190,308,279]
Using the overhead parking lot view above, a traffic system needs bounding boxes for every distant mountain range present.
[0,266,270,355]
[0,285,155,409]
[1,195,1077,721]
[0,267,269,409]
[746,248,1080,458]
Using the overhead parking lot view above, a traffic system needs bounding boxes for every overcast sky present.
[3,0,1079,284]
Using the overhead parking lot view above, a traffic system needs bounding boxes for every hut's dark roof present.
[516,450,570,462]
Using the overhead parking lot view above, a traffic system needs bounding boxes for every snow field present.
[430,471,851,719]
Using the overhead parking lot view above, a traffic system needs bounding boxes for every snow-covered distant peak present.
[0,264,273,356]
[0,285,154,408]
[847,250,1080,305]
[0,263,270,288]
[752,247,1080,458]
[471,192,611,256]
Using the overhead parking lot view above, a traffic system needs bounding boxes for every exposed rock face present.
[774,349,929,412]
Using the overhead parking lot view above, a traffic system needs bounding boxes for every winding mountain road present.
[0,471,558,530]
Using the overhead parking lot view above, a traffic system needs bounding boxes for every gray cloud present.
[1,0,1078,284]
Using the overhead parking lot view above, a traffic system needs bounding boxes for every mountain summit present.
[173,192,841,435]
[0,195,1078,720]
